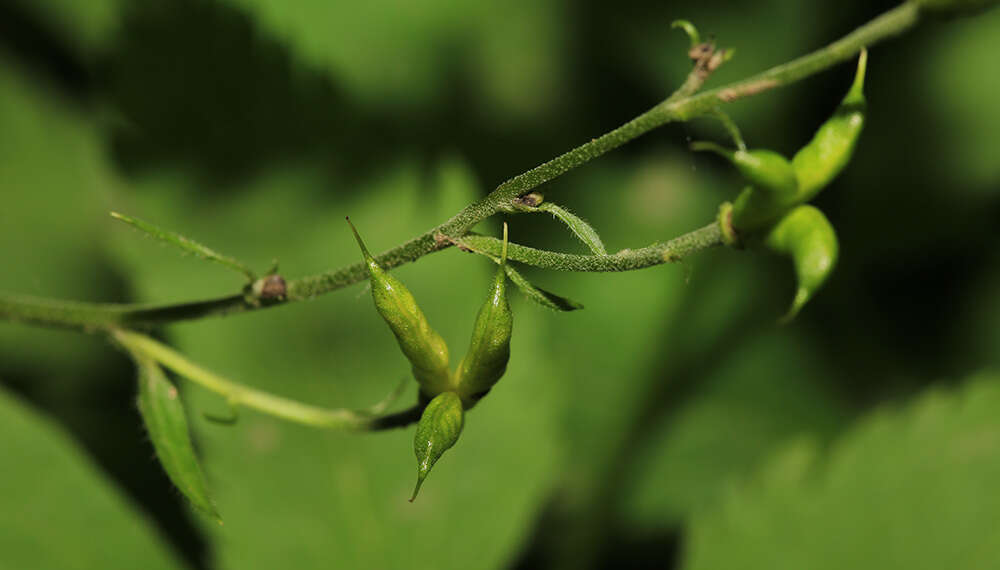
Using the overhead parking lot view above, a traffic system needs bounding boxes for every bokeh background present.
[2,0,999,568]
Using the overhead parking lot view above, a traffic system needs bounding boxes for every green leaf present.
[683,371,1000,570]
[537,202,608,255]
[620,331,846,530]
[411,391,465,501]
[504,264,584,311]
[134,354,219,521]
[0,387,183,570]
[215,0,564,115]
[111,211,255,281]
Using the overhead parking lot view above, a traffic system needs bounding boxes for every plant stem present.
[458,223,722,272]
[112,329,420,430]
[0,3,924,331]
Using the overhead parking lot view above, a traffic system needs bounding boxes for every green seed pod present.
[411,391,464,501]
[692,142,798,195]
[762,205,839,322]
[348,218,452,398]
[791,50,867,203]
[692,142,799,231]
[455,224,513,407]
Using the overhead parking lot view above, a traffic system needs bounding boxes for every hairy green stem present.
[0,3,924,331]
[113,329,420,430]
[458,223,722,272]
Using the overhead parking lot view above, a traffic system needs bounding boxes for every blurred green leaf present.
[135,354,219,520]
[684,371,1000,570]
[10,0,122,54]
[924,7,1000,190]
[0,388,184,570]
[215,0,564,115]
[620,331,846,530]
[0,59,124,370]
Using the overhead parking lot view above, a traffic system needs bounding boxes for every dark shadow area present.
[512,256,771,569]
[0,1,93,103]
[99,0,596,194]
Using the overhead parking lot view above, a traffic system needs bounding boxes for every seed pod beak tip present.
[779,287,810,325]
[345,217,377,265]
[845,49,868,104]
[409,473,427,502]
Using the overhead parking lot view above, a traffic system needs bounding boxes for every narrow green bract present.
[504,264,584,312]
[411,391,464,501]
[348,219,452,398]
[135,355,219,520]
[111,211,256,281]
[792,50,867,202]
[762,205,839,322]
[538,202,608,255]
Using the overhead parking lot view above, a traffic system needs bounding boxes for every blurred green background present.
[1,0,999,568]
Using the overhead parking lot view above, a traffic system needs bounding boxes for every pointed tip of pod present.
[409,471,427,502]
[410,392,464,501]
[843,49,868,106]
[345,216,379,269]
[764,205,838,323]
[778,287,811,325]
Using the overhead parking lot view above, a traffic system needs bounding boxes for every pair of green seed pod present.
[696,50,868,321]
[348,219,512,500]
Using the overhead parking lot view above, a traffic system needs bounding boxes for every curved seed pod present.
[692,142,799,231]
[347,218,452,397]
[762,205,839,322]
[455,225,513,407]
[411,391,464,501]
[792,50,867,203]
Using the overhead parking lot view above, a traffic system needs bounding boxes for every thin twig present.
[0,3,924,331]
[113,329,421,430]
[456,224,723,272]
